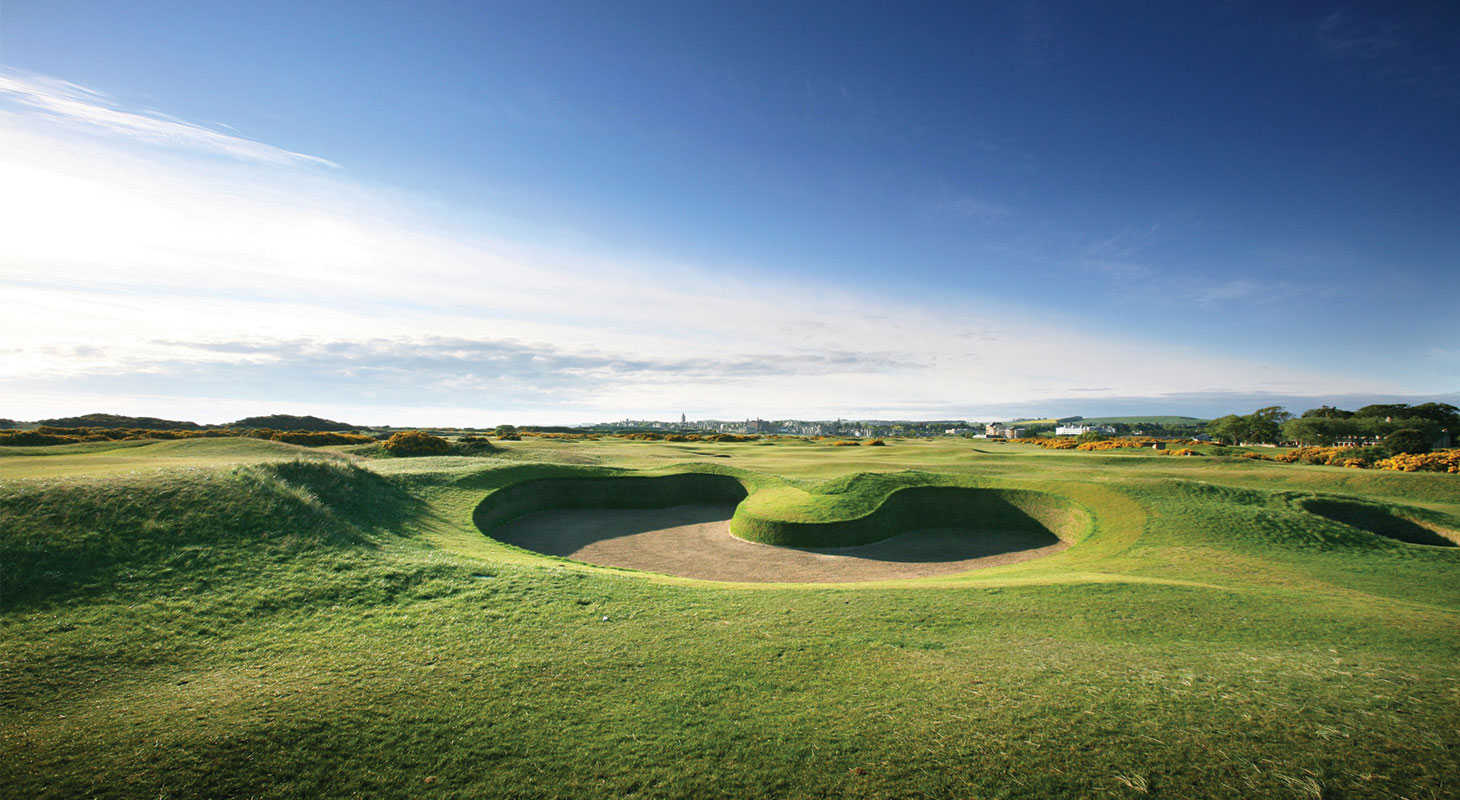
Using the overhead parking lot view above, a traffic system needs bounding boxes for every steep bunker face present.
[475,477,1083,583]
[1300,498,1458,547]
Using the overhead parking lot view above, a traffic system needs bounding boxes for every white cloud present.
[0,70,335,166]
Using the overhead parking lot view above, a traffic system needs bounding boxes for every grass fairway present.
[3,437,1459,798]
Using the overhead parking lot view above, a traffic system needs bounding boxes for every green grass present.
[3,436,1458,798]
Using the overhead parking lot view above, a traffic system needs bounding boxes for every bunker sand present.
[493,503,1070,583]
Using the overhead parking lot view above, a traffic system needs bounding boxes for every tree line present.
[1207,403,1458,453]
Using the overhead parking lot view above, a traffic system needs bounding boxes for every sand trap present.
[491,503,1069,583]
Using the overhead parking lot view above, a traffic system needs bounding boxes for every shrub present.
[1277,445,1387,467]
[0,431,83,447]
[1075,439,1142,452]
[829,440,860,447]
[454,435,498,454]
[1384,428,1433,456]
[382,431,452,456]
[270,431,376,447]
[1375,449,1460,473]
[865,439,886,446]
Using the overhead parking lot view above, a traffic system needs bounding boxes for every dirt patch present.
[491,503,1069,583]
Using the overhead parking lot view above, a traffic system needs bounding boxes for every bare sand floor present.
[491,503,1069,583]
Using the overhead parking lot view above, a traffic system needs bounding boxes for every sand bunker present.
[491,503,1069,583]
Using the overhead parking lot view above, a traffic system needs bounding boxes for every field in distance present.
[3,434,1458,799]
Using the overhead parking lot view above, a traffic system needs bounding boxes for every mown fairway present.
[3,436,1458,799]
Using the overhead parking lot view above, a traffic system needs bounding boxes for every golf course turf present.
[2,435,1458,798]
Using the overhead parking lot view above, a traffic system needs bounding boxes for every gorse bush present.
[1278,446,1387,468]
[1006,436,1177,452]
[270,431,375,447]
[1375,450,1460,473]
[1076,439,1151,452]
[454,435,498,454]
[1241,444,1460,471]
[1,427,244,446]
[382,431,451,456]
[0,426,375,448]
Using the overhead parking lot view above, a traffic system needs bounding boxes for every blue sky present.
[2,1,1456,424]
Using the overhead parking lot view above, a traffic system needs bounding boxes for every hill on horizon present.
[226,414,356,431]
[36,413,204,430]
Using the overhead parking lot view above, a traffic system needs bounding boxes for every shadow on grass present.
[1302,498,1457,547]
[799,526,1060,563]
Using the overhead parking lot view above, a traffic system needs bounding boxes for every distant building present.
[1055,424,1114,436]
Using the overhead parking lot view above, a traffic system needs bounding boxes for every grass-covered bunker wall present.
[1298,497,1458,547]
[731,486,1090,548]
[472,469,1091,554]
[473,473,749,537]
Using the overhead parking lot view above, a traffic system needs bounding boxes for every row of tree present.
[1207,403,1458,452]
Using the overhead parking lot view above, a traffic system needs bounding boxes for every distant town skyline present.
[3,3,1456,425]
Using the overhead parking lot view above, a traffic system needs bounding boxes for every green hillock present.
[0,459,415,609]
[34,412,204,430]
[225,414,356,431]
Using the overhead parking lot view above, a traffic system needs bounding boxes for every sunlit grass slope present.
[3,436,1458,799]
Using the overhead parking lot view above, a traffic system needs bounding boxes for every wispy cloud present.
[936,195,1012,223]
[0,70,336,166]
[1305,9,1460,104]
[164,336,918,383]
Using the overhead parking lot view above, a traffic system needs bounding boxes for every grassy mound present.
[732,485,1088,548]
[0,459,417,609]
[716,470,1090,548]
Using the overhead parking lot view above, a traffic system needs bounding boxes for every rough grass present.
[2,436,1458,799]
